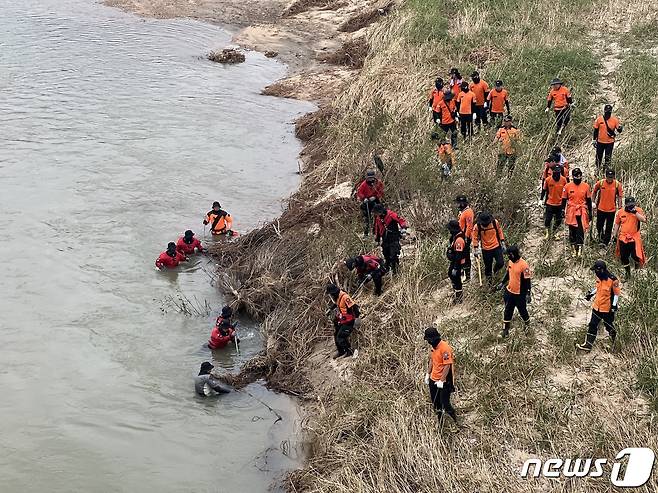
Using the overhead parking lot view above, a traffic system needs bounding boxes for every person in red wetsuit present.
[208,307,239,350]
[345,254,385,295]
[176,230,206,255]
[155,242,188,270]
[356,170,385,236]
[372,204,408,274]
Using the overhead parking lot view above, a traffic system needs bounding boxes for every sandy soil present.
[104,0,392,102]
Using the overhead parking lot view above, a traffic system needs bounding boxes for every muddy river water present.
[0,1,313,491]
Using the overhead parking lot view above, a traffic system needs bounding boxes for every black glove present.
[203,220,209,225]
[496,282,505,291]
[526,292,532,304]
[611,304,618,313]
[585,292,594,301]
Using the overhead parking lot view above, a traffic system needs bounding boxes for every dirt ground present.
[104,0,390,102]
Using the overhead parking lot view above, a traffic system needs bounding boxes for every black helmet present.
[423,326,441,342]
[454,195,468,204]
[372,204,387,215]
[365,169,376,179]
[495,79,503,87]
[605,168,615,178]
[199,361,214,375]
[221,305,233,318]
[167,242,176,250]
[447,219,461,234]
[550,77,563,85]
[503,115,513,122]
[604,104,613,113]
[625,196,637,207]
[212,201,221,208]
[572,168,583,178]
[435,77,444,88]
[478,212,492,226]
[345,257,357,270]
[325,284,340,296]
[591,259,607,272]
[507,244,521,261]
[184,229,194,238]
[471,71,480,78]
[450,67,459,75]
[461,81,469,91]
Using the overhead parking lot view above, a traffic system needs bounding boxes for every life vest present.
[374,210,408,241]
[176,236,203,254]
[446,232,466,265]
[206,210,233,234]
[155,250,185,269]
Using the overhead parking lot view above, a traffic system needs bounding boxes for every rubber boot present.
[499,321,511,339]
[576,332,596,351]
[625,264,631,279]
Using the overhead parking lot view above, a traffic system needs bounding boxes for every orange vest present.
[593,179,622,213]
[430,340,455,384]
[469,80,489,106]
[614,207,646,265]
[547,86,571,110]
[592,276,620,313]
[458,207,475,239]
[544,175,567,207]
[506,258,531,295]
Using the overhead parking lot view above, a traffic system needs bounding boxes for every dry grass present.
[318,38,370,69]
[338,2,393,33]
[210,0,658,489]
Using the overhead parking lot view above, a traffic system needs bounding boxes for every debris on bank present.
[208,48,246,64]
[264,50,279,58]
[318,38,370,69]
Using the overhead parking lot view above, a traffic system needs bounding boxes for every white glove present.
[538,199,544,207]
[424,373,430,385]
[435,380,444,389]
[544,107,550,113]
[501,241,507,253]
[362,198,368,204]
[400,228,408,235]
[369,196,376,201]
[472,113,477,122]
[484,102,488,110]
[474,247,481,257]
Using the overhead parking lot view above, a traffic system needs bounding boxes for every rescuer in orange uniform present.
[435,91,458,149]
[428,78,445,124]
[456,81,476,140]
[446,220,466,304]
[540,147,570,184]
[545,77,573,135]
[592,168,623,246]
[356,169,385,236]
[423,326,456,423]
[497,245,531,338]
[326,284,360,359]
[431,133,455,179]
[456,195,474,280]
[487,80,510,129]
[593,104,623,170]
[561,168,592,258]
[470,71,489,130]
[613,196,647,278]
[540,164,567,238]
[494,115,521,175]
[576,260,620,351]
[203,201,234,236]
[472,212,506,283]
